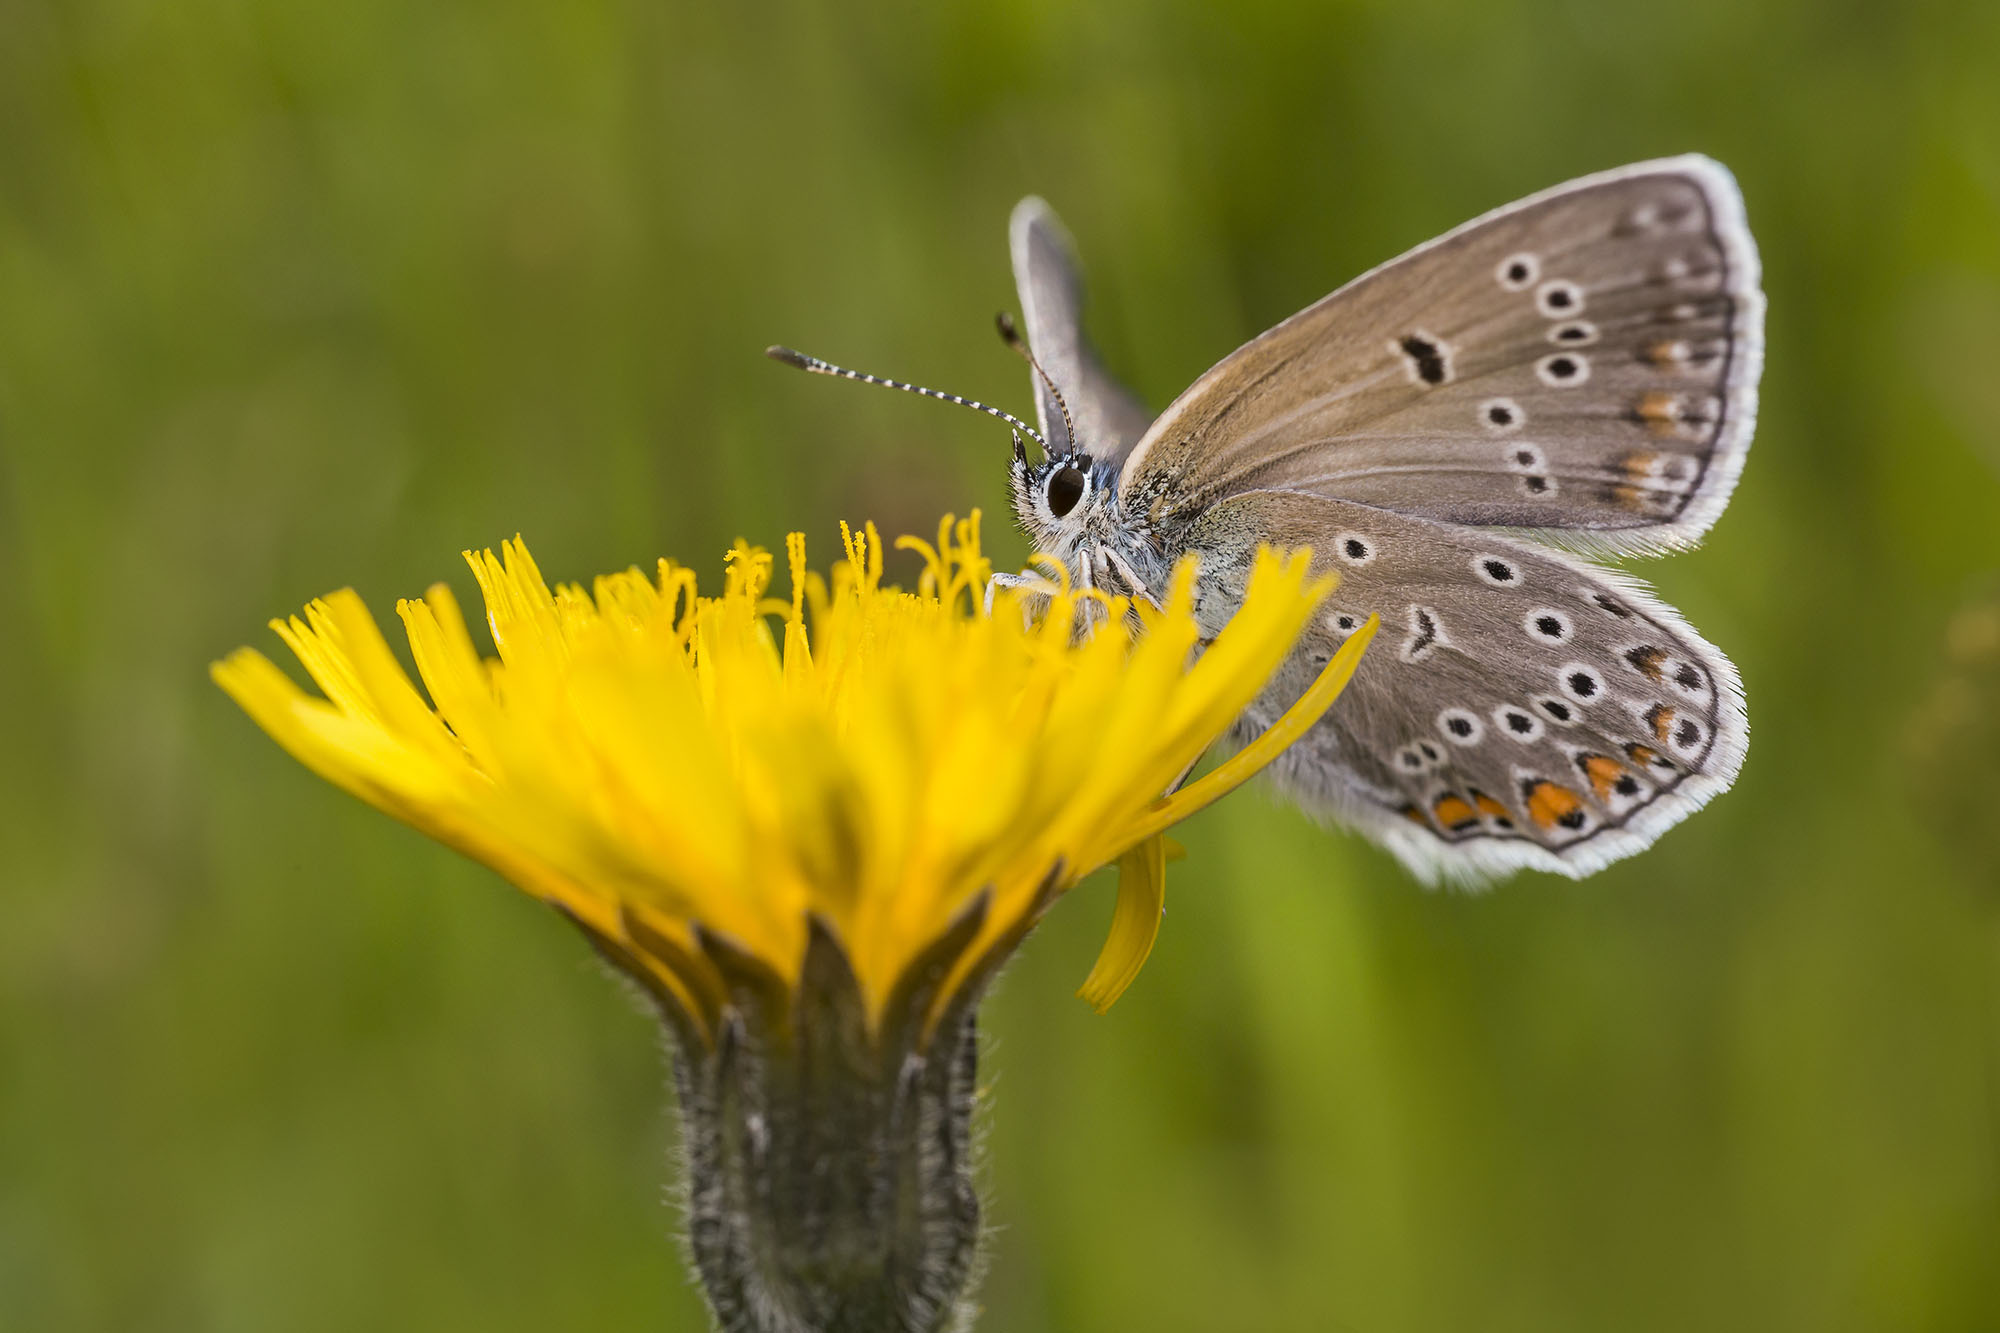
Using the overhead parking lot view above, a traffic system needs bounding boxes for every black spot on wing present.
[1411,608,1437,655]
[1399,335,1448,385]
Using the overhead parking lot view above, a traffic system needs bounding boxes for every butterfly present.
[774,156,1761,884]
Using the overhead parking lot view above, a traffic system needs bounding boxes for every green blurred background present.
[5,0,2000,1328]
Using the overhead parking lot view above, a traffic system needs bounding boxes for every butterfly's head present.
[1010,437,1117,553]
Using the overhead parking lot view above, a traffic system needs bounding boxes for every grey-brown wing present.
[1122,157,1763,557]
[1011,197,1154,463]
[1177,489,1746,883]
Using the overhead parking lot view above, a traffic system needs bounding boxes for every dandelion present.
[212,512,1374,1333]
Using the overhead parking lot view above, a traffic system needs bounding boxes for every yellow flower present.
[212,512,1374,1043]
[213,510,1378,1331]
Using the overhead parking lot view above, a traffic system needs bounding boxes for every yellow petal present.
[1113,613,1379,851]
[1076,834,1167,1013]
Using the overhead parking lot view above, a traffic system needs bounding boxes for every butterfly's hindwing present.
[1176,490,1746,883]
[1120,156,1763,556]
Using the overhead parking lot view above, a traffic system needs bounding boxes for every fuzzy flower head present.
[213,513,1372,1044]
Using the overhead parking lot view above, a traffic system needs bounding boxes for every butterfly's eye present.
[1045,466,1086,518]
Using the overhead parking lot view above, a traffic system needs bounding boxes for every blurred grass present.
[4,0,2000,1328]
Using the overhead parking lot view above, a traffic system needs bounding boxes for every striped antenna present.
[766,345,1046,452]
[994,311,1076,454]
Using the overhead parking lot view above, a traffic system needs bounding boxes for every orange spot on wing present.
[1648,703,1676,743]
[1620,446,1665,475]
[1637,391,1678,420]
[1626,645,1666,681]
[1643,341,1691,370]
[1581,754,1627,801]
[1524,780,1587,831]
[1468,789,1518,832]
[1635,390,1692,439]
[1432,794,1478,831]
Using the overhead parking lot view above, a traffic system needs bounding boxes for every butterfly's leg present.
[1077,552,1147,640]
[1099,546,1164,611]
[983,569,1060,616]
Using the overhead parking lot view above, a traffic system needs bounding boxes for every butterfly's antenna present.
[765,345,1046,452]
[995,311,1077,453]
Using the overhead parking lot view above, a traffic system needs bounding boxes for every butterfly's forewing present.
[1178,489,1745,883]
[1121,156,1763,557]
[1011,197,1155,464]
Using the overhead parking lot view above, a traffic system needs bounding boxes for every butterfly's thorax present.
[1119,456,1204,532]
